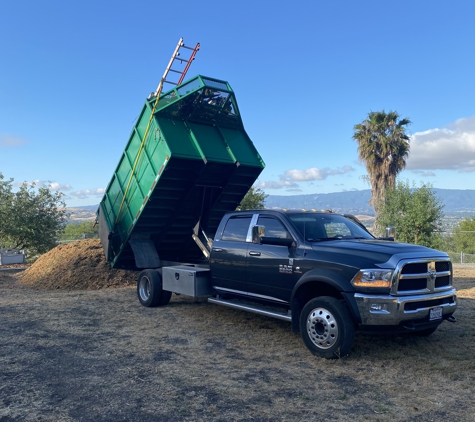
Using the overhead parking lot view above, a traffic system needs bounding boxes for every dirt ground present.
[1,243,474,421]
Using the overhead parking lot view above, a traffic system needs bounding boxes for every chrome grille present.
[436,261,450,272]
[435,275,450,288]
[395,259,452,294]
[399,277,427,291]
[401,263,428,274]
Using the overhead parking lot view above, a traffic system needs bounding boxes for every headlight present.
[351,269,393,288]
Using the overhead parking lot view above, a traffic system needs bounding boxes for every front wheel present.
[300,296,355,359]
[137,269,172,307]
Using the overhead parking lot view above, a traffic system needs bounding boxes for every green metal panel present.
[98,75,265,268]
[156,118,203,159]
[219,127,264,167]
[187,122,236,163]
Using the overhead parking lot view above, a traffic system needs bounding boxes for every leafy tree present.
[453,217,475,254]
[378,180,444,248]
[0,173,67,254]
[353,110,411,233]
[61,221,98,241]
[238,187,268,210]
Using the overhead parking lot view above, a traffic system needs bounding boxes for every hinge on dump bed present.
[192,221,213,259]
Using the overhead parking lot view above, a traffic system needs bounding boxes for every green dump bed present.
[98,75,265,269]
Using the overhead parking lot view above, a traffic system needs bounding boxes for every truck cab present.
[206,209,457,358]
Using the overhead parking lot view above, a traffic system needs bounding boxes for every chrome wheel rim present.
[138,276,151,302]
[306,307,339,350]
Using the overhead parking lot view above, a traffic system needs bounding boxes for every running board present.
[208,297,292,322]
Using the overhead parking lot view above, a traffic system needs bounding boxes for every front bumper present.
[354,288,457,326]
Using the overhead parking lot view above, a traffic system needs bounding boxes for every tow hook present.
[445,315,457,323]
[402,323,416,331]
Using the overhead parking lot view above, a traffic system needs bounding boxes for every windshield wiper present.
[307,236,370,242]
[307,238,339,242]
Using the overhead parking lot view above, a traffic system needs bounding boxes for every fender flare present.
[290,269,359,332]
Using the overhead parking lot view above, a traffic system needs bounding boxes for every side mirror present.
[385,226,396,241]
[251,225,294,247]
[261,236,294,247]
[252,225,266,244]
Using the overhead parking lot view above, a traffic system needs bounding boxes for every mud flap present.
[129,239,161,268]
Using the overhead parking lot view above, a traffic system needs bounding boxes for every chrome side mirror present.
[385,226,396,240]
[251,225,265,244]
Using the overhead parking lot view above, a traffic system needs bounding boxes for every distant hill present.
[265,189,475,216]
[67,205,98,222]
[66,189,475,223]
[266,190,373,214]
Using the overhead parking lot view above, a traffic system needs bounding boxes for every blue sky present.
[1,0,474,207]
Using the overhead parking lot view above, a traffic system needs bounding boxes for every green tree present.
[353,110,411,233]
[453,217,475,254]
[0,173,68,254]
[238,187,268,210]
[61,221,99,241]
[378,180,444,248]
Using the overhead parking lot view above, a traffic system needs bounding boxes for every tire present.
[300,296,355,359]
[137,269,172,307]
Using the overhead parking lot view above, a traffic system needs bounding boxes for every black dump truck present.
[98,75,457,358]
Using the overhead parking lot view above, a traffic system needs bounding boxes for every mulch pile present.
[19,239,137,290]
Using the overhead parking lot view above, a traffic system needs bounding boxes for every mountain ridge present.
[264,188,475,215]
[67,188,475,222]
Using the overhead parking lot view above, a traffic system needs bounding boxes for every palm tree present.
[353,110,411,233]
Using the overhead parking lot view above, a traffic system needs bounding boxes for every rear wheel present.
[300,296,355,359]
[137,269,172,307]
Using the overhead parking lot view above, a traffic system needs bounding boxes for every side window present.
[221,216,252,242]
[257,216,291,239]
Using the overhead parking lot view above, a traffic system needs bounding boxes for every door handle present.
[249,251,261,256]
[212,248,223,252]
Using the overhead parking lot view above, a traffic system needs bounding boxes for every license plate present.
[429,306,443,321]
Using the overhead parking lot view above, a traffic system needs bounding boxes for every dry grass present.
[0,265,473,421]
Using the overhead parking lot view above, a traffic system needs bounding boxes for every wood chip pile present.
[19,239,137,290]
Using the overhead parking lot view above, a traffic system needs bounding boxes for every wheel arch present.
[290,269,357,333]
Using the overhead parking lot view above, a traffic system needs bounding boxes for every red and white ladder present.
[152,37,200,98]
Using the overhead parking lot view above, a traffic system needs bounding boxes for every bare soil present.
[1,241,474,421]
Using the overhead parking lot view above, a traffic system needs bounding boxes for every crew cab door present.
[246,214,301,303]
[209,214,252,295]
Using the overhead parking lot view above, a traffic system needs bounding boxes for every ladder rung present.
[153,38,199,96]
[180,44,196,50]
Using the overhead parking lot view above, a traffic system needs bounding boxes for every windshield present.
[288,213,374,242]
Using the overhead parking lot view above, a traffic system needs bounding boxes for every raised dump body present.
[98,75,265,269]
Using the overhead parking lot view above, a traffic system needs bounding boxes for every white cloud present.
[49,182,73,191]
[70,188,105,199]
[282,166,355,182]
[407,115,475,172]
[13,180,73,191]
[0,134,29,147]
[411,170,436,177]
[257,166,355,191]
[255,180,299,190]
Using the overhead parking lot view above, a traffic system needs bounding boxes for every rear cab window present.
[221,216,252,242]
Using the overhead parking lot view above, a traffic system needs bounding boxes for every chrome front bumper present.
[354,288,457,325]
